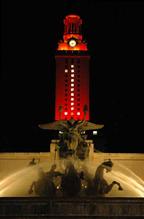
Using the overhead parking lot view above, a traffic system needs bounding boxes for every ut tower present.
[55,14,90,121]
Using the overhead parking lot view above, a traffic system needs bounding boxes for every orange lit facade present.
[55,15,90,120]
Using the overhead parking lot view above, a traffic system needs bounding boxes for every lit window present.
[71,93,74,96]
[93,131,98,135]
[71,107,74,110]
[71,79,74,82]
[71,74,74,77]
[71,102,74,106]
[71,65,74,68]
[59,131,63,134]
[65,69,68,73]
[71,84,74,87]
[71,98,74,101]
[64,112,68,116]
[71,69,74,73]
[77,112,80,115]
[71,88,74,91]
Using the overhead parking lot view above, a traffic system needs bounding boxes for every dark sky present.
[1,0,144,152]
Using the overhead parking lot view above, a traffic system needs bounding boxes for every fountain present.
[0,116,144,198]
[0,146,144,218]
[0,155,144,197]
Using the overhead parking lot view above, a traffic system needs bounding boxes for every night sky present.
[1,0,144,152]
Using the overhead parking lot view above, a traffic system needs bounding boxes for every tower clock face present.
[69,39,77,47]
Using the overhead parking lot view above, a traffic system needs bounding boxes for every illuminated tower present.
[55,14,90,121]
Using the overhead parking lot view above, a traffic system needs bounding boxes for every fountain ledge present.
[0,197,144,218]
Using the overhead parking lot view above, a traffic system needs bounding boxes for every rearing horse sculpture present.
[85,159,123,196]
[28,164,62,197]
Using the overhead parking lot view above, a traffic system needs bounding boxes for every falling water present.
[0,158,144,197]
[107,162,144,197]
[0,165,39,196]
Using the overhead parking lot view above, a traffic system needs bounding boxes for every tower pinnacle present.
[58,14,87,51]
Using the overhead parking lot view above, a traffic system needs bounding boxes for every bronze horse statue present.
[28,160,123,197]
[28,163,82,197]
[28,164,62,197]
[85,159,123,196]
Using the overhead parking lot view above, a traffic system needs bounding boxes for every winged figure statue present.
[39,118,104,159]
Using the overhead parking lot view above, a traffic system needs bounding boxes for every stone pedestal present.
[86,140,94,159]
[50,139,94,160]
[50,139,60,160]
